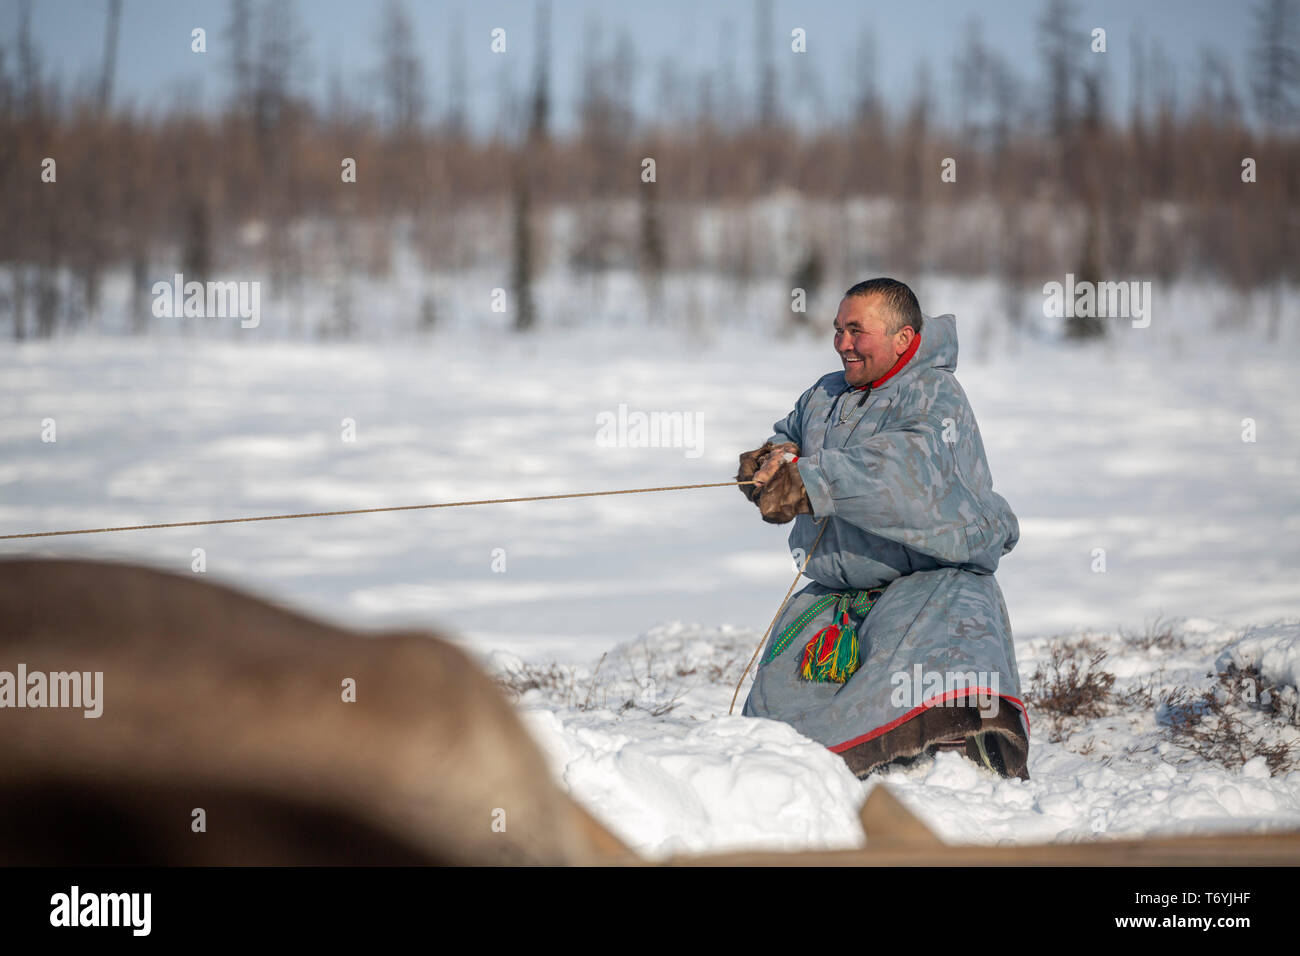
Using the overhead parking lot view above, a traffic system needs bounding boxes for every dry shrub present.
[1120,616,1185,652]
[1157,684,1298,774]
[1025,637,1117,742]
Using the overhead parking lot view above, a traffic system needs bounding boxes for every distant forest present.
[2,0,1298,339]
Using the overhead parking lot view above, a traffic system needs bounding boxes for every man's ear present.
[895,326,915,355]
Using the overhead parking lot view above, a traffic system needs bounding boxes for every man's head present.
[834,278,923,387]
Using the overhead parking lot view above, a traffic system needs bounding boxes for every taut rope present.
[6,476,822,718]
[728,520,829,715]
[0,481,756,540]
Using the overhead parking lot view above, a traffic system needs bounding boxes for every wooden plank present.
[670,830,1300,866]
[858,783,944,847]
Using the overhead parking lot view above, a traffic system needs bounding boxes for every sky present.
[9,0,1264,133]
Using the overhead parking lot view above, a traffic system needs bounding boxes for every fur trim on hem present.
[836,700,1030,781]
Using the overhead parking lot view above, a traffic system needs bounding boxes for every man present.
[737,278,1029,780]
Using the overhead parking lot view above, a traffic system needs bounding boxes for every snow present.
[2,268,1299,856]
[520,710,866,856]
[492,617,1300,857]
[1217,625,1300,692]
[495,623,868,856]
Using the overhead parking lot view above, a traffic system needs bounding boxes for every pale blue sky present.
[9,0,1262,131]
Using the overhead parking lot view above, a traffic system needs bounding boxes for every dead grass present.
[1026,624,1300,772]
[493,638,714,717]
[1219,661,1300,724]
[1119,616,1186,652]
[495,661,584,708]
[1156,684,1298,774]
[1025,636,1117,743]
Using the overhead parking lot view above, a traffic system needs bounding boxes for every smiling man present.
[736,278,1029,780]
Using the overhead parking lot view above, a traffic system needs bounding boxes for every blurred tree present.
[224,0,253,114]
[1037,0,1078,142]
[182,196,211,286]
[253,0,310,304]
[511,159,536,332]
[789,245,824,329]
[16,0,43,121]
[852,28,880,124]
[755,0,777,127]
[378,0,425,134]
[887,63,931,281]
[638,152,665,318]
[253,0,309,160]
[1067,65,1106,340]
[445,12,467,140]
[98,0,121,115]
[529,0,551,144]
[1196,49,1242,118]
[1251,0,1299,127]
[987,51,1022,157]
[954,18,989,145]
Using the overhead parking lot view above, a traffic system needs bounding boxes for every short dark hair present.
[844,278,923,336]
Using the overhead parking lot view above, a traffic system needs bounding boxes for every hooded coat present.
[742,313,1030,779]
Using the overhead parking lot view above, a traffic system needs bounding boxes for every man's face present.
[833,294,914,387]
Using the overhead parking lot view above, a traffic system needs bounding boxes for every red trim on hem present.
[827,690,1030,753]
[856,330,922,390]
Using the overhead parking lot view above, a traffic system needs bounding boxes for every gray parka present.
[742,313,1029,763]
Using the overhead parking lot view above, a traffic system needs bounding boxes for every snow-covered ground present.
[498,616,1300,857]
[2,271,1298,856]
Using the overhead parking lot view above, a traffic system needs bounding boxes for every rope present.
[728,520,829,715]
[0,480,757,541]
[8,475,828,716]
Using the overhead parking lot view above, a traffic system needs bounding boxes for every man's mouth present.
[843,357,863,367]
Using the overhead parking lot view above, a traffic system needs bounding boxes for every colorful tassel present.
[763,586,884,683]
[799,610,860,683]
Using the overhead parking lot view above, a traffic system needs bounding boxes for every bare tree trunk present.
[511,159,536,333]
[1267,279,1282,342]
[12,266,27,341]
[35,263,57,339]
[638,164,665,321]
[98,0,122,114]
[131,252,149,334]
